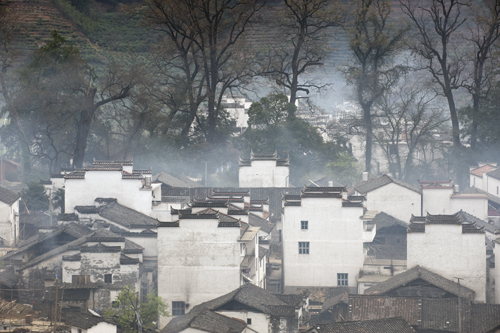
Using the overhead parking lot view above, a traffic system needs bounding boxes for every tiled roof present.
[0,186,20,205]
[354,174,421,194]
[19,229,122,270]
[462,186,500,206]
[98,202,158,228]
[162,308,246,333]
[154,172,200,187]
[321,292,349,313]
[408,213,485,234]
[487,168,500,181]
[307,317,416,333]
[65,311,114,330]
[93,160,133,166]
[249,213,274,234]
[75,206,100,214]
[193,283,297,317]
[371,212,408,229]
[364,265,475,300]
[471,164,497,177]
[4,223,93,260]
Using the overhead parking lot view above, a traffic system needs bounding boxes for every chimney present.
[362,172,369,182]
[328,181,333,187]
[453,184,459,194]
[145,175,152,187]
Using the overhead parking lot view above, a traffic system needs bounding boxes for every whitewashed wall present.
[239,161,289,188]
[364,183,420,223]
[407,224,486,302]
[0,199,19,246]
[158,219,241,327]
[65,171,152,215]
[283,198,365,290]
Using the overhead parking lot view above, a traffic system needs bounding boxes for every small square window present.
[247,318,252,325]
[172,301,186,316]
[337,273,348,286]
[104,274,112,284]
[299,242,309,254]
[301,221,308,230]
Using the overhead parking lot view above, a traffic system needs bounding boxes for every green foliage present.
[326,152,363,187]
[20,182,50,213]
[247,94,296,128]
[104,286,168,333]
[237,94,343,185]
[52,188,65,214]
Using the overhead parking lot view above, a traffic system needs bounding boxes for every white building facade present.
[282,187,375,293]
[238,152,289,188]
[407,213,487,302]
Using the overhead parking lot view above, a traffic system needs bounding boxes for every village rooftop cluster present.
[0,156,500,332]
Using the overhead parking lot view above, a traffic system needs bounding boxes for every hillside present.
[6,0,155,68]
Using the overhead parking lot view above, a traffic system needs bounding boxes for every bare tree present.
[139,0,264,143]
[262,0,344,105]
[345,0,408,173]
[374,73,449,181]
[401,0,471,148]
[462,0,500,150]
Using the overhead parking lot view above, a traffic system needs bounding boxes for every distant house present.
[282,186,375,294]
[65,310,117,333]
[0,186,20,248]
[239,151,289,188]
[162,283,306,333]
[14,228,150,313]
[352,174,421,223]
[407,213,487,302]
[470,164,498,189]
[421,180,489,220]
[64,160,162,217]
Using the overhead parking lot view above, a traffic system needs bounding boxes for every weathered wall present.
[157,219,241,327]
[0,199,19,246]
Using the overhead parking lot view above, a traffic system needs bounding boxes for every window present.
[301,220,308,230]
[298,242,309,254]
[104,274,112,284]
[247,318,252,325]
[497,186,499,195]
[72,275,90,285]
[172,301,186,316]
[337,273,348,286]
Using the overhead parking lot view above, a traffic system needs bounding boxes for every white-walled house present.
[282,186,376,293]
[239,152,289,188]
[162,284,306,333]
[64,160,162,216]
[420,181,489,221]
[0,187,20,247]
[353,175,421,223]
[484,168,500,199]
[407,213,487,302]
[157,201,265,327]
[470,164,497,190]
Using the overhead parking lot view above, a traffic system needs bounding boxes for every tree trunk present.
[364,105,372,173]
[73,89,97,169]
